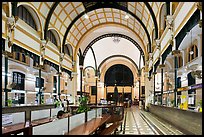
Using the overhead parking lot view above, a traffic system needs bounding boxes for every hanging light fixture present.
[84,13,89,19]
[112,35,121,44]
[125,14,129,19]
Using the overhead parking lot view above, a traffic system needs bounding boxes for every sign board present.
[177,86,190,92]
[2,114,13,125]
[180,95,188,110]
[191,83,202,89]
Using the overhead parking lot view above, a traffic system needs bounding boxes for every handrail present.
[2,104,55,114]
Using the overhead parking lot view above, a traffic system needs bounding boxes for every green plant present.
[54,100,61,107]
[7,99,12,107]
[76,96,90,114]
[199,100,202,107]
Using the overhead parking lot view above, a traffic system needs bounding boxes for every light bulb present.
[125,14,129,19]
[190,51,194,55]
[84,14,89,19]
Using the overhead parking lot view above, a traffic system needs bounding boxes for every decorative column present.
[159,64,165,105]
[196,2,202,28]
[4,16,17,106]
[79,65,83,97]
[39,39,47,104]
[58,53,65,100]
[3,51,9,107]
[105,85,107,100]
[166,15,178,107]
[138,77,141,101]
[71,72,78,104]
[172,50,180,107]
[156,39,164,105]
[95,75,98,105]
[138,54,142,101]
[152,71,157,104]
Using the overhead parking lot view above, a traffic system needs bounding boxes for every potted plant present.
[7,99,13,107]
[76,96,90,114]
[54,100,61,108]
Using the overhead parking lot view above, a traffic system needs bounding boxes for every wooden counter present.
[2,122,31,135]
[65,114,111,135]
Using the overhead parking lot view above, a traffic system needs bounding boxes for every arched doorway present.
[104,64,134,104]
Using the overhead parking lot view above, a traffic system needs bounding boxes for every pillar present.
[172,50,180,107]
[4,52,9,106]
[159,64,165,105]
[58,72,61,99]
[153,71,157,104]
[79,65,83,97]
[95,76,98,105]
[138,78,141,101]
[39,67,42,104]
[71,72,78,104]
[4,14,16,106]
[39,39,47,104]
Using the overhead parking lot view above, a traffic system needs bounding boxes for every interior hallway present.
[118,106,184,135]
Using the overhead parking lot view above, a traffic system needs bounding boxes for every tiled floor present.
[117,106,184,135]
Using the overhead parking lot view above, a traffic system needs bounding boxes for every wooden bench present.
[99,121,122,135]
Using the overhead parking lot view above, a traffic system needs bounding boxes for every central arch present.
[104,64,134,87]
[82,33,145,66]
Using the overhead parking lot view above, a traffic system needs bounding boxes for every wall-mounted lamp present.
[190,51,194,55]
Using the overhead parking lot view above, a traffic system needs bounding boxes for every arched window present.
[64,44,73,58]
[159,4,167,37]
[47,30,57,46]
[188,45,198,62]
[18,5,37,30]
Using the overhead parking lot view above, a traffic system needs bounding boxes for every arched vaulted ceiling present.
[25,2,162,54]
[11,2,165,62]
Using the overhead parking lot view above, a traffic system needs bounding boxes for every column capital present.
[198,20,202,28]
[196,2,202,11]
[152,72,157,75]
[7,16,16,30]
[60,53,65,63]
[56,72,62,76]
[172,50,181,57]
[155,39,160,46]
[149,53,153,60]
[166,15,174,29]
[159,64,165,69]
[3,51,12,57]
[147,76,152,81]
[37,64,44,69]
[72,61,76,67]
[155,39,160,50]
[41,39,48,50]
[7,16,17,48]
[79,65,83,69]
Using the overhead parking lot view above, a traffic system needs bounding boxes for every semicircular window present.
[18,5,37,30]
[47,30,57,46]
[64,44,73,58]
[105,64,133,86]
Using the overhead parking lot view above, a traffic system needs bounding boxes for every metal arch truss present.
[82,33,145,65]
